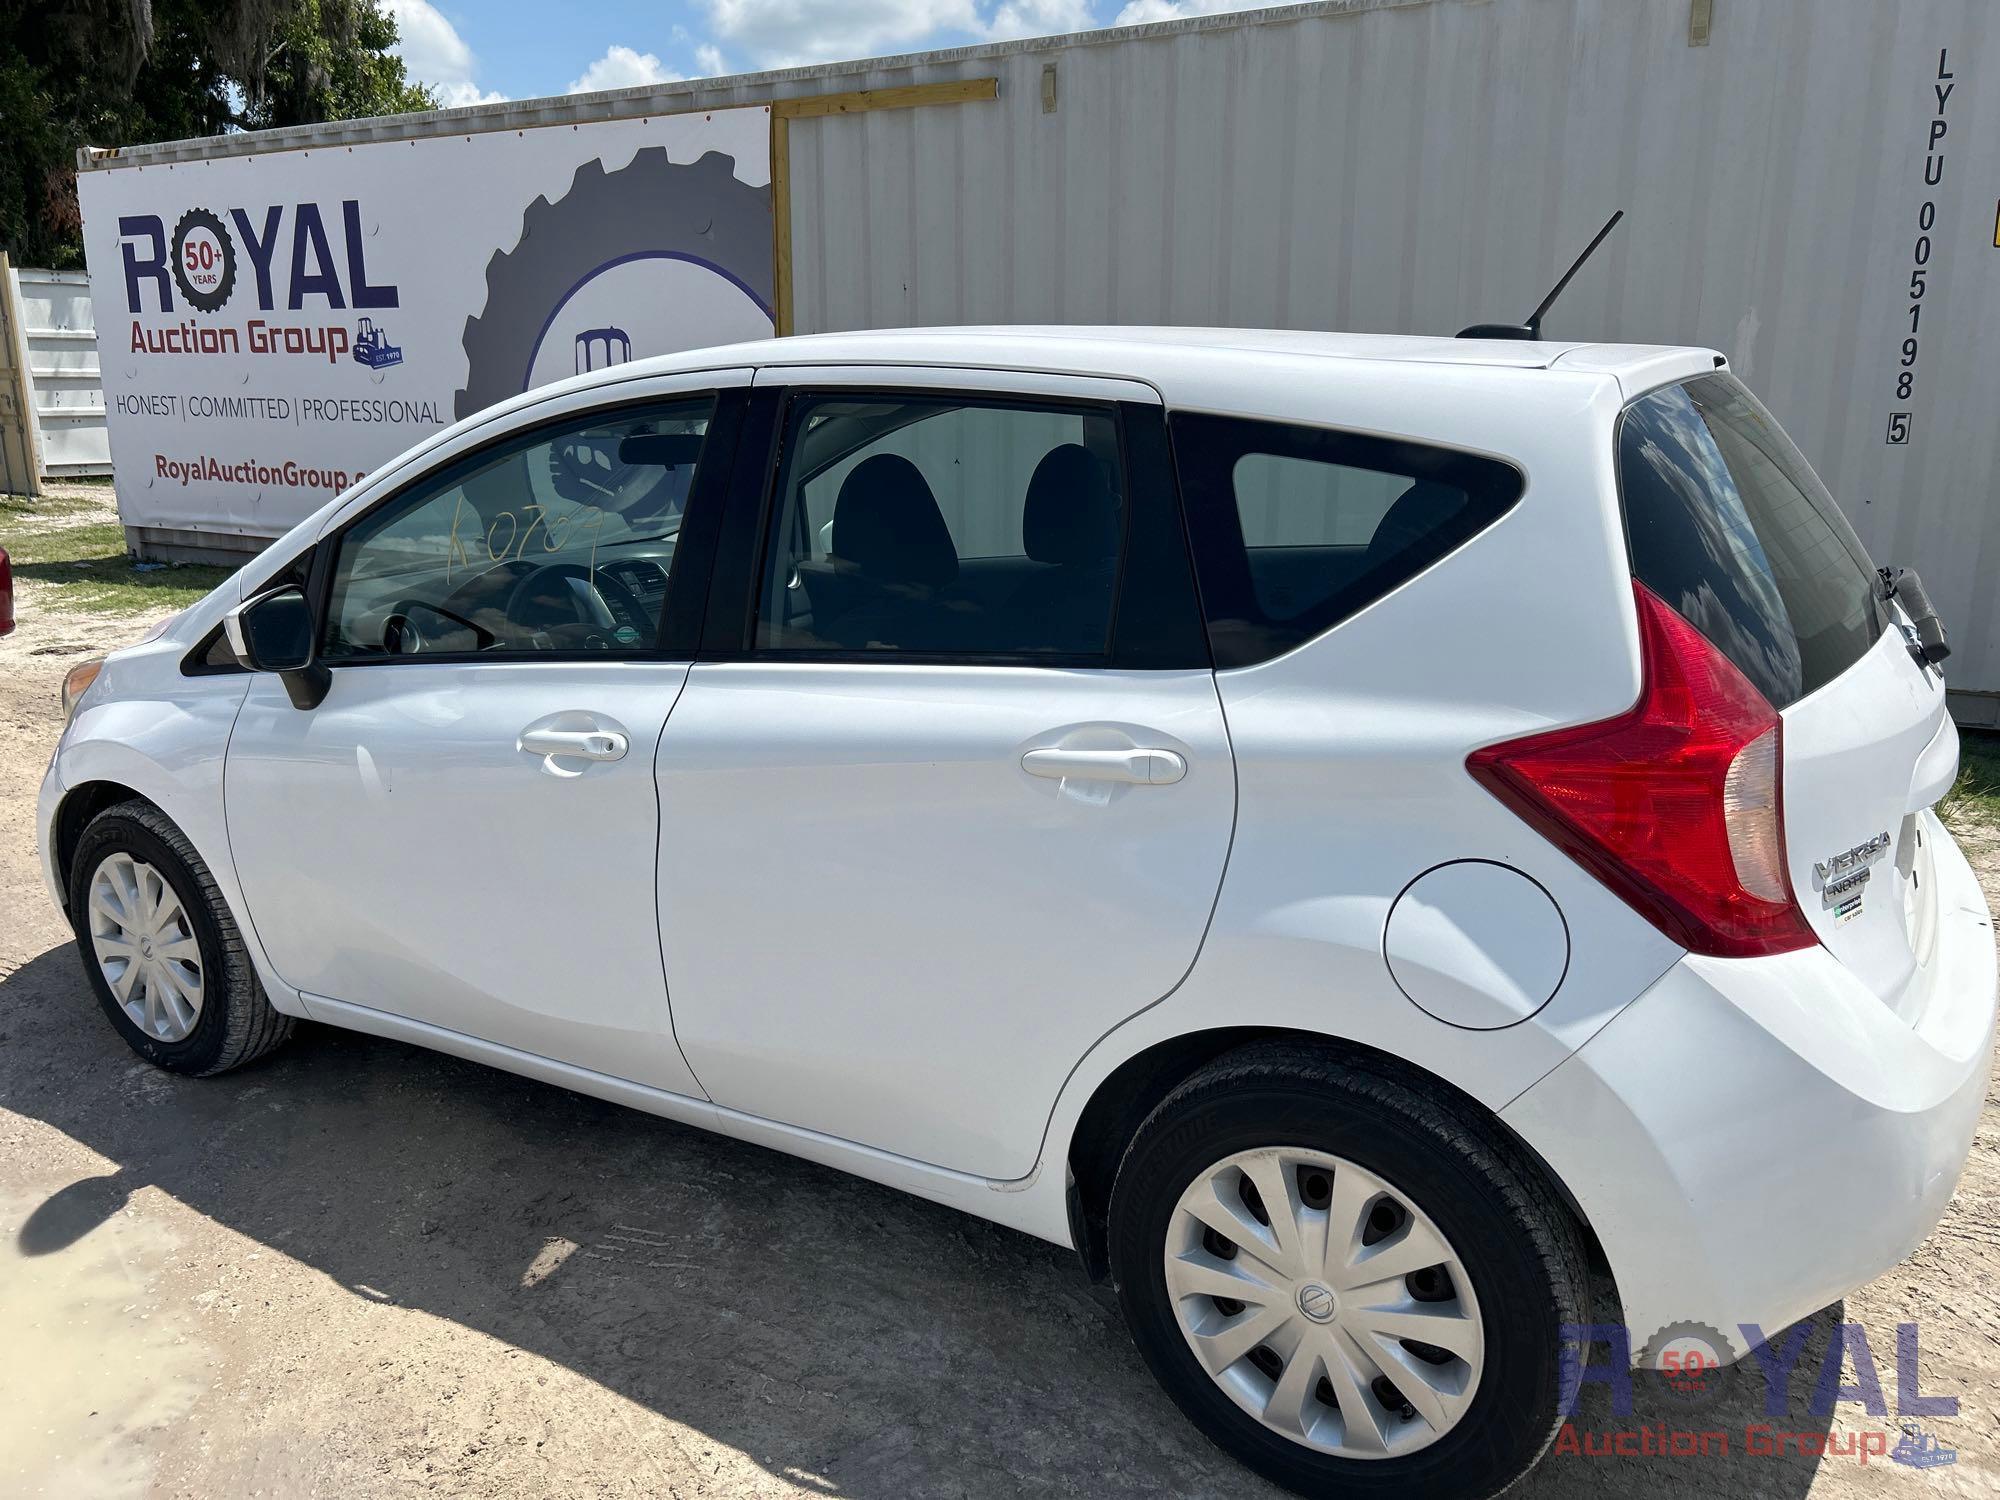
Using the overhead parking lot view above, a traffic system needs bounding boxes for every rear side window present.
[1171,413,1524,668]
[1618,374,1881,709]
[754,395,1126,657]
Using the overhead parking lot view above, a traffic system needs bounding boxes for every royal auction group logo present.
[169,207,236,313]
[454,148,773,419]
[116,200,405,368]
[1638,1320,1736,1412]
[117,200,399,317]
[1555,1319,1961,1468]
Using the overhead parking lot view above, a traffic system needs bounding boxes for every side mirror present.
[224,586,331,709]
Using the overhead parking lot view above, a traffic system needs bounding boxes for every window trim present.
[180,622,247,676]
[1170,411,1527,670]
[697,383,1208,671]
[182,544,318,676]
[304,389,745,669]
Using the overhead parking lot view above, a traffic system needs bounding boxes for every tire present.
[455,148,774,421]
[68,800,294,1076]
[1107,1042,1587,1500]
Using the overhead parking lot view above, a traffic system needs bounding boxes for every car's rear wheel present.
[69,799,293,1075]
[1107,1042,1587,1500]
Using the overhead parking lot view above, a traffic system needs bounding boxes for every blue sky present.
[384,0,1262,104]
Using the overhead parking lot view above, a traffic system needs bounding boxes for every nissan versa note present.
[39,330,1996,1499]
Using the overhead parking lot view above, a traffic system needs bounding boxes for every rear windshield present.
[1617,372,1882,709]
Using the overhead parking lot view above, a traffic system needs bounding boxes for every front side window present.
[1618,374,1881,708]
[1172,413,1524,667]
[323,399,712,659]
[755,395,1126,657]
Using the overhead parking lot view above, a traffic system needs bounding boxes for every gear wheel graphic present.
[1637,1320,1739,1414]
[170,208,236,313]
[454,148,773,422]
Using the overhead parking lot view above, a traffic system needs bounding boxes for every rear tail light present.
[1467,582,1815,958]
[1722,726,1789,903]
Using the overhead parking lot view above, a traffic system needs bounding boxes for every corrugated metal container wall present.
[776,0,2000,713]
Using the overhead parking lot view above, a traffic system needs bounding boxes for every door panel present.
[656,662,1233,1178]
[224,379,742,1098]
[657,378,1228,1178]
[229,662,704,1095]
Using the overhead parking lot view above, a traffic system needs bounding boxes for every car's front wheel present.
[1107,1042,1588,1500]
[69,799,293,1075]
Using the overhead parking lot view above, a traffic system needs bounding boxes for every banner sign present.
[77,107,774,542]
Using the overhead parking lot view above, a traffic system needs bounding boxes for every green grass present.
[0,494,236,614]
[1941,729,2000,825]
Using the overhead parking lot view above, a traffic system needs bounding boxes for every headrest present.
[832,454,958,591]
[1367,480,1468,565]
[1023,444,1119,566]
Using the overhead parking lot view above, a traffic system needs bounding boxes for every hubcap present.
[87,852,204,1043]
[1297,1282,1338,1322]
[1164,1147,1484,1459]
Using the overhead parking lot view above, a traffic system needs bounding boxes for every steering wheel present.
[504,562,649,645]
[381,598,496,655]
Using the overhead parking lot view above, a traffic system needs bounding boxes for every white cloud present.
[1112,0,1260,24]
[383,0,472,79]
[568,44,683,94]
[985,0,1094,39]
[702,0,982,67]
[382,0,506,106]
[694,43,731,76]
[432,79,509,108]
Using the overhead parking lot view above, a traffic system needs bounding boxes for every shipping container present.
[75,0,2000,717]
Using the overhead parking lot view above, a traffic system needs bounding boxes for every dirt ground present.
[1,491,1995,1498]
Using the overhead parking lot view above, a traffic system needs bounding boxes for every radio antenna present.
[1458,209,1625,341]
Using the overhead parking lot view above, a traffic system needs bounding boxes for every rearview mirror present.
[617,431,704,467]
[224,586,331,709]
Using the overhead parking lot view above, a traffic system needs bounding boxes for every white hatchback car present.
[40,329,1996,1499]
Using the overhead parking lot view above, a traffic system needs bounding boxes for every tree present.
[0,0,435,269]
[241,1,436,133]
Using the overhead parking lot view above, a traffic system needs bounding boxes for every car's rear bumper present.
[1501,809,1996,1367]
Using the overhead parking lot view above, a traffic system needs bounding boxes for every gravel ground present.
[1,490,1995,1498]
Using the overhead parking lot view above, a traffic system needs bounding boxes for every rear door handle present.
[519,727,629,770]
[1021,747,1187,785]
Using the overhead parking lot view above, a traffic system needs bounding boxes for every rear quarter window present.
[1170,413,1523,668]
[1617,374,1882,709]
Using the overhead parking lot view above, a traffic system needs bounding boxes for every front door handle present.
[519,726,629,773]
[1021,747,1187,785]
